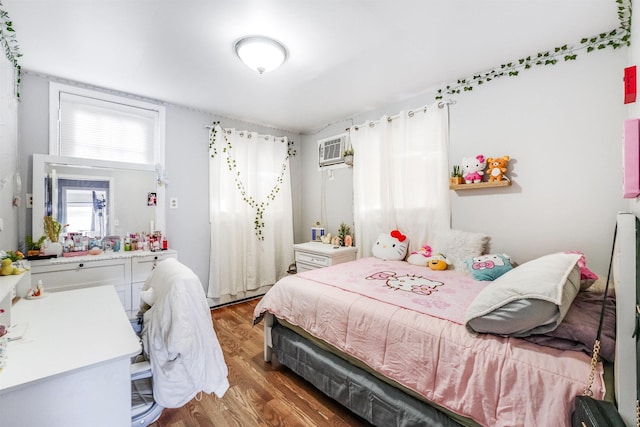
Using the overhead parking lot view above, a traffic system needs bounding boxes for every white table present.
[0,286,141,427]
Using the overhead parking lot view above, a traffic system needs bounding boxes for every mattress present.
[253,260,607,427]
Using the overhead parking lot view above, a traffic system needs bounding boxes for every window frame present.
[48,82,166,167]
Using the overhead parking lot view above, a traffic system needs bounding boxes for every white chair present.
[131,355,164,426]
[130,258,229,425]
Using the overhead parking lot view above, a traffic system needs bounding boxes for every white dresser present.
[293,242,357,272]
[28,250,177,318]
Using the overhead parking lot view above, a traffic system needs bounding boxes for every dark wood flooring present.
[150,298,372,427]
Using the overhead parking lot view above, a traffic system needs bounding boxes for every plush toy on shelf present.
[486,156,510,182]
[461,155,486,184]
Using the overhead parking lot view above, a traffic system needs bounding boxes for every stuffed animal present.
[427,254,449,270]
[407,245,432,267]
[465,253,513,280]
[0,258,16,276]
[486,156,510,182]
[372,229,409,261]
[461,155,486,184]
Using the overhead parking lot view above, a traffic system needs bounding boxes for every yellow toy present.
[428,254,449,271]
[486,156,510,182]
[0,258,17,276]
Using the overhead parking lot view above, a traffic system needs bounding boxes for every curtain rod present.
[347,99,455,131]
[204,124,288,142]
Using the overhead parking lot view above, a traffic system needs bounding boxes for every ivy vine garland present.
[209,121,296,240]
[0,1,21,97]
[435,0,631,100]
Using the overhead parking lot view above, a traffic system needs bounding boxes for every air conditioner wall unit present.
[318,133,347,168]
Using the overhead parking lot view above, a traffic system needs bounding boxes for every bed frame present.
[614,212,638,426]
[262,211,638,426]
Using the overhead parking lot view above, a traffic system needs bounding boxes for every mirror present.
[32,154,165,242]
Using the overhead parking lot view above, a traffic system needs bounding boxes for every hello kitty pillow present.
[372,230,409,261]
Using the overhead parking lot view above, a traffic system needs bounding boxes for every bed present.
[253,221,631,427]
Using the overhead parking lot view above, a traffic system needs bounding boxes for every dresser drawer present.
[295,251,331,268]
[31,259,130,292]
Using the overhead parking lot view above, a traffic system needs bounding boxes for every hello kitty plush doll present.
[461,154,486,184]
[372,229,409,261]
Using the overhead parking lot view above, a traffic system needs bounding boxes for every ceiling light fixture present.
[234,36,288,74]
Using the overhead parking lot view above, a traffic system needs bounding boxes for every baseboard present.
[208,285,273,309]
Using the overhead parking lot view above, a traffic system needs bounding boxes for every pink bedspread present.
[254,262,606,427]
[298,257,485,324]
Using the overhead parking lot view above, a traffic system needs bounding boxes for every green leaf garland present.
[208,121,295,241]
[436,0,631,100]
[0,1,21,98]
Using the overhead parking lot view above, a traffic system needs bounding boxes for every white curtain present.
[350,101,450,257]
[208,126,294,298]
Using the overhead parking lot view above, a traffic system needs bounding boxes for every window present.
[49,82,165,166]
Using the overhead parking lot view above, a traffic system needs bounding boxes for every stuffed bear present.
[407,245,432,267]
[486,156,510,182]
[461,155,486,184]
[372,229,409,261]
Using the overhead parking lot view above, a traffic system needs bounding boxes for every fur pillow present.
[432,229,490,271]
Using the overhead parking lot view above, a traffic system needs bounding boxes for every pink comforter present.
[298,257,486,324]
[253,264,606,427]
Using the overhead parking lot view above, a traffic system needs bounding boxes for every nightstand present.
[293,242,357,272]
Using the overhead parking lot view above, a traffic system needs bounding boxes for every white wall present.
[0,54,19,251]
[299,48,627,276]
[17,72,302,295]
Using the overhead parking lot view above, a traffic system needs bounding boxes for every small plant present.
[25,235,46,251]
[451,165,462,178]
[337,222,351,244]
[343,147,354,157]
[43,216,64,243]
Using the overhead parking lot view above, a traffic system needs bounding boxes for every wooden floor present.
[150,298,372,427]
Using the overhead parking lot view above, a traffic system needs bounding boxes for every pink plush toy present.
[461,155,486,184]
[407,245,433,267]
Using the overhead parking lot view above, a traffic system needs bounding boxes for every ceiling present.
[3,1,621,134]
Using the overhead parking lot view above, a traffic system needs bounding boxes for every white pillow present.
[432,229,490,271]
[465,252,581,337]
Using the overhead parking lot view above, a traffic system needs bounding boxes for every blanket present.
[298,257,487,324]
[141,258,229,408]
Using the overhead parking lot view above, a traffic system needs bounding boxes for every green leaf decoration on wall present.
[436,0,632,100]
[208,121,295,241]
[0,1,21,97]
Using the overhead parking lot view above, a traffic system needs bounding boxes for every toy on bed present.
[486,156,510,182]
[407,245,432,266]
[427,254,449,270]
[372,230,409,261]
[465,253,513,281]
[461,154,486,184]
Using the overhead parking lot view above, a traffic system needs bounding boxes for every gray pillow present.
[465,253,581,337]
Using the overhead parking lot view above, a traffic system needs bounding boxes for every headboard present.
[614,212,638,426]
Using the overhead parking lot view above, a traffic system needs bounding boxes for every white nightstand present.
[293,242,357,272]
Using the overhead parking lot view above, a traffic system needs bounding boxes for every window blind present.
[58,92,157,165]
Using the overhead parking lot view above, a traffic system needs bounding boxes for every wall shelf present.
[449,180,511,190]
